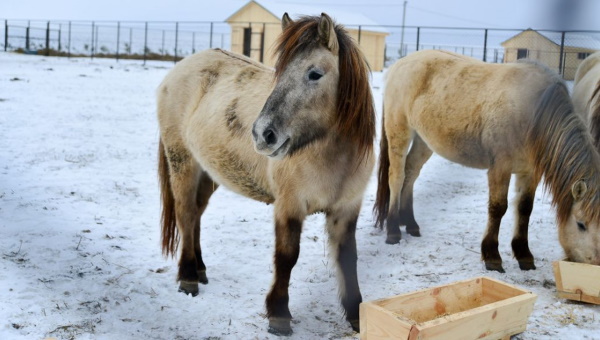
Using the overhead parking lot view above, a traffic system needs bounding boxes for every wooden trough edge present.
[553,260,600,305]
[360,276,537,340]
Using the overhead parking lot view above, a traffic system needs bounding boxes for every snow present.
[0,51,599,340]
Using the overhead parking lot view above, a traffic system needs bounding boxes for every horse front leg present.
[326,206,362,332]
[511,173,538,270]
[266,211,304,336]
[481,166,511,273]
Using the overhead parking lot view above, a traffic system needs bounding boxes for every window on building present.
[517,49,528,59]
[578,52,591,60]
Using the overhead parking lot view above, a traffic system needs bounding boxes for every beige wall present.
[502,30,597,80]
[227,2,388,71]
[349,30,387,71]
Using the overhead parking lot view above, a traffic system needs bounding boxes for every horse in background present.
[374,50,600,272]
[157,13,375,335]
[573,51,600,149]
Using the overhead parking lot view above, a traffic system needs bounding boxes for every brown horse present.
[157,13,375,335]
[374,50,600,272]
[573,51,600,149]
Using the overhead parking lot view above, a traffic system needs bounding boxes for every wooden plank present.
[553,260,600,305]
[360,301,413,340]
[481,277,530,304]
[375,277,483,323]
[416,293,536,340]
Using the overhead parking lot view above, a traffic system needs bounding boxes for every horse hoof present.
[198,270,209,285]
[268,318,293,336]
[484,261,505,273]
[407,229,421,237]
[348,319,360,332]
[385,233,401,244]
[178,281,199,296]
[518,261,536,271]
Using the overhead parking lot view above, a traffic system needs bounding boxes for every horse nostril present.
[263,129,277,146]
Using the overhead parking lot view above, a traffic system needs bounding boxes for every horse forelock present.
[529,82,600,226]
[274,15,375,159]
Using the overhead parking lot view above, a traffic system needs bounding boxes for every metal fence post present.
[358,25,362,44]
[58,24,62,51]
[91,21,95,59]
[558,31,566,77]
[174,22,179,63]
[483,29,488,62]
[209,22,213,49]
[192,32,196,54]
[260,23,265,63]
[25,26,30,50]
[161,30,165,56]
[116,21,120,61]
[128,27,132,55]
[4,20,7,51]
[416,27,420,51]
[45,21,50,56]
[68,21,71,58]
[143,22,148,65]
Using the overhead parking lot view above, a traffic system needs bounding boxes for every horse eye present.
[308,70,323,81]
[577,222,587,232]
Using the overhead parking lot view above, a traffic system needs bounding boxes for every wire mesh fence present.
[2,19,599,79]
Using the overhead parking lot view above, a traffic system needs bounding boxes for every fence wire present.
[2,19,599,79]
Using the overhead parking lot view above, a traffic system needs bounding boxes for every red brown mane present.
[274,15,375,159]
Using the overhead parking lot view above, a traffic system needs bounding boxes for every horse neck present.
[529,83,600,224]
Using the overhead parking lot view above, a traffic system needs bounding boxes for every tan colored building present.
[501,29,600,80]
[226,0,389,71]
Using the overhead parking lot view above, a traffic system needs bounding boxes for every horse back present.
[384,50,557,169]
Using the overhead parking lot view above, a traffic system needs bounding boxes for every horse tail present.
[373,109,390,229]
[590,81,600,150]
[158,140,179,257]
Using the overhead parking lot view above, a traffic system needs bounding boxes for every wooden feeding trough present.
[359,277,537,340]
[553,260,600,305]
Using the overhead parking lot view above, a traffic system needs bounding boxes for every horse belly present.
[417,125,490,169]
[186,103,275,204]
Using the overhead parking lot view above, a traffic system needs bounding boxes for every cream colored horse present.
[157,13,375,335]
[375,50,600,272]
[573,51,600,148]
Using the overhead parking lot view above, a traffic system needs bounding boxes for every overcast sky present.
[1,0,600,30]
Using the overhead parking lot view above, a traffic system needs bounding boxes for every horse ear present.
[572,180,588,201]
[318,13,339,54]
[281,13,293,30]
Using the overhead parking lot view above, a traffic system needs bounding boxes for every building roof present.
[226,0,389,34]
[502,29,600,50]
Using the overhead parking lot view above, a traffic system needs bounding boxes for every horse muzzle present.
[252,121,290,159]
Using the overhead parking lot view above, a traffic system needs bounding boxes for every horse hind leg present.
[384,118,412,244]
[511,173,538,270]
[399,135,432,237]
[193,172,219,284]
[163,143,205,296]
[481,165,511,273]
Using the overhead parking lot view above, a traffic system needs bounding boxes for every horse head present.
[559,180,600,265]
[252,13,340,159]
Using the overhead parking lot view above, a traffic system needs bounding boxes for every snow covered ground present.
[0,51,598,340]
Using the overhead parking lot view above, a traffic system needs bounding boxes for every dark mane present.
[528,82,600,225]
[274,15,375,159]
